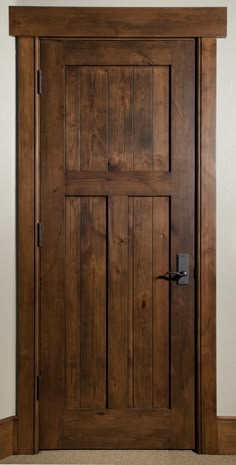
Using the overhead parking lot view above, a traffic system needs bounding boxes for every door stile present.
[169,40,196,448]
[34,36,41,454]
[40,41,65,449]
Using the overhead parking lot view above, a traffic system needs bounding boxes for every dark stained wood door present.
[39,39,195,449]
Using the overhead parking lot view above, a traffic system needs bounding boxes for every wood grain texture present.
[65,198,81,408]
[134,68,152,171]
[196,38,202,455]
[80,197,107,408]
[13,5,226,451]
[198,38,218,454]
[108,197,128,407]
[29,38,196,449]
[169,40,195,448]
[17,37,35,455]
[34,36,40,455]
[65,171,173,196]
[128,198,134,408]
[153,67,170,171]
[152,197,170,408]
[218,418,236,454]
[133,198,153,407]
[64,41,171,66]
[80,67,108,171]
[0,417,17,460]
[63,409,169,449]
[66,67,80,171]
[64,62,172,173]
[9,7,227,38]
[108,68,133,171]
[40,41,65,449]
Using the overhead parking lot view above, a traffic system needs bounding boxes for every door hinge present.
[37,69,42,95]
[37,223,42,247]
[36,375,41,401]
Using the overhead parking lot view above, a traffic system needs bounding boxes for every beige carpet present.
[1,451,236,465]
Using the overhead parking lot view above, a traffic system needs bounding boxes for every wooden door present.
[39,39,195,449]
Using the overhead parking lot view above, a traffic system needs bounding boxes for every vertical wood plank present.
[80,67,108,170]
[133,68,153,171]
[65,67,80,171]
[80,197,107,408]
[40,41,65,449]
[108,67,133,170]
[153,197,170,408]
[17,37,35,454]
[133,197,153,407]
[65,198,81,408]
[153,67,170,171]
[108,196,128,407]
[128,197,134,408]
[199,38,218,454]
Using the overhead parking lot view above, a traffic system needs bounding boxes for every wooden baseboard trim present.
[218,417,236,454]
[0,416,17,460]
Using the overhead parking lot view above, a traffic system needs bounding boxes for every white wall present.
[0,0,235,418]
[0,0,16,419]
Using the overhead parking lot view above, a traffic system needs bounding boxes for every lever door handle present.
[154,270,187,282]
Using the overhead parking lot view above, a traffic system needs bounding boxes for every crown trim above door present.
[9,6,227,457]
[9,7,227,38]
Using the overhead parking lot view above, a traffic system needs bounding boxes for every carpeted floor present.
[1,450,236,465]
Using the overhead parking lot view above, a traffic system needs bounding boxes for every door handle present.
[154,271,187,282]
[153,253,190,285]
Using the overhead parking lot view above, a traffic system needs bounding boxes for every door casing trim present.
[10,6,227,455]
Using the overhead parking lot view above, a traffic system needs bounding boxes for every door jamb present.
[11,7,227,455]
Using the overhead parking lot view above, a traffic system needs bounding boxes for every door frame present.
[9,6,227,455]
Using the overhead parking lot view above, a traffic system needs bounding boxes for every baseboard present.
[0,416,17,460]
[218,417,236,454]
